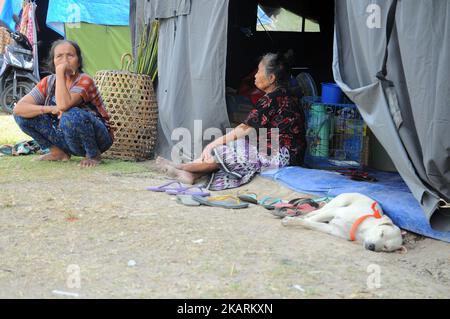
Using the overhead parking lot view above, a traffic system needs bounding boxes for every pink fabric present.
[26,5,34,49]
[18,3,34,50]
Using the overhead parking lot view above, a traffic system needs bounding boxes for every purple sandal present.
[146,181,188,193]
[165,186,210,197]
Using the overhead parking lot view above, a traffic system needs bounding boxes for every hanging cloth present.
[26,4,34,48]
[19,2,30,35]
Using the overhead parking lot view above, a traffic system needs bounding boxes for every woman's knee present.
[13,114,27,127]
[59,107,86,132]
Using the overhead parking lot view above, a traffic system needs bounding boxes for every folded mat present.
[261,166,450,242]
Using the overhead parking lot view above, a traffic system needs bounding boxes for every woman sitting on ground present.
[13,40,113,168]
[157,52,306,190]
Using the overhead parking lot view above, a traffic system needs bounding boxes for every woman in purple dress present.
[157,52,306,190]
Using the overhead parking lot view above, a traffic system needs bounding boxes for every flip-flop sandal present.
[272,198,319,217]
[238,194,285,210]
[192,195,249,209]
[271,206,314,218]
[176,195,201,206]
[272,198,315,210]
[146,181,188,193]
[166,185,210,197]
[0,145,13,156]
[237,193,258,204]
[288,198,320,208]
[294,203,319,214]
[271,207,306,218]
[258,197,285,210]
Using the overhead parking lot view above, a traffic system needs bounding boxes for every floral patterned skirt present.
[206,138,290,191]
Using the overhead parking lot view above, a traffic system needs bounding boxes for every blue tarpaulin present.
[46,0,129,36]
[0,0,22,31]
[261,167,450,243]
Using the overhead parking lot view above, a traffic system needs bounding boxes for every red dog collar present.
[350,202,382,241]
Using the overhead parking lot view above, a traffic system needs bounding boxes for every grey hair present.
[47,40,84,74]
[260,51,294,87]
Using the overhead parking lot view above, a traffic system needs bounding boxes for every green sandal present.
[237,193,285,210]
[192,195,249,209]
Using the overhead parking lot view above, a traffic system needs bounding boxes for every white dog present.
[282,193,404,252]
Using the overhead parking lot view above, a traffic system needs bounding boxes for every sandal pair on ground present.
[177,192,285,210]
[237,193,331,218]
[146,181,248,209]
[184,193,331,212]
[147,181,332,212]
[270,197,331,218]
[146,181,210,196]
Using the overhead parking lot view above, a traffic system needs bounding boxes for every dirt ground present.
[1,156,450,299]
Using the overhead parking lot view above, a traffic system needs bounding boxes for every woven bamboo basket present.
[0,27,13,54]
[94,54,158,161]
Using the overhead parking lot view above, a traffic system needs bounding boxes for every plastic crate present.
[302,96,368,169]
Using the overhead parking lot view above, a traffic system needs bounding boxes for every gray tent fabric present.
[155,0,230,161]
[129,0,143,58]
[145,0,191,20]
[333,0,450,231]
[130,0,191,60]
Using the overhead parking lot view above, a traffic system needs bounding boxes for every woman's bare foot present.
[33,147,70,162]
[79,155,102,168]
[155,156,177,169]
[165,166,196,185]
[155,156,182,173]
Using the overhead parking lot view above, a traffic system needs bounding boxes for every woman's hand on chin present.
[56,63,75,76]
[56,63,68,74]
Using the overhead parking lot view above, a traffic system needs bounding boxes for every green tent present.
[65,22,132,76]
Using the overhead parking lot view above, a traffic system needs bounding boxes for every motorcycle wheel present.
[0,81,35,114]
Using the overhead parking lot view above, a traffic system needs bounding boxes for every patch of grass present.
[0,156,150,184]
[0,114,31,145]
[0,113,151,182]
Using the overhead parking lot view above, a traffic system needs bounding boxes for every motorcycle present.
[0,29,39,114]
